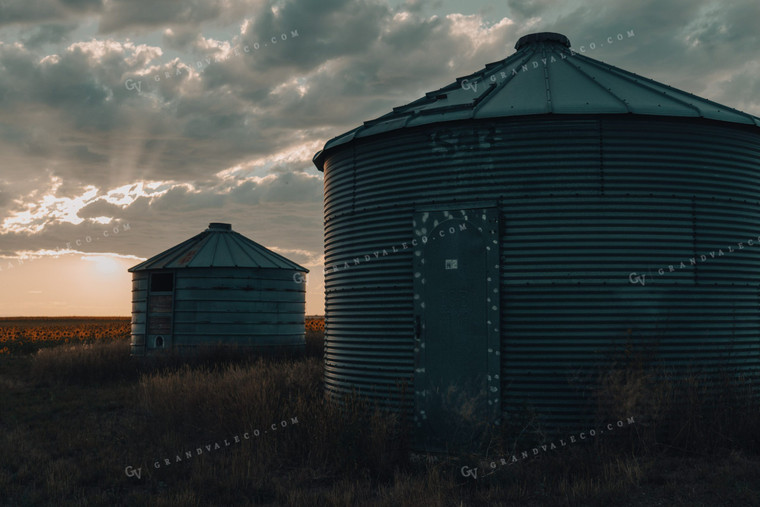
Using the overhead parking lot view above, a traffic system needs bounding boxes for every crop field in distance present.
[0,316,326,355]
[0,317,131,355]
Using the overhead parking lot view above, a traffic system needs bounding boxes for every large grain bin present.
[128,222,308,356]
[313,32,760,451]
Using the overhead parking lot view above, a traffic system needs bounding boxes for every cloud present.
[161,25,202,51]
[0,0,520,209]
[0,0,102,28]
[0,183,9,208]
[507,0,563,19]
[97,0,257,34]
[1,0,760,315]
[20,23,78,48]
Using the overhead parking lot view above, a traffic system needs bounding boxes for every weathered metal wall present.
[172,268,306,350]
[130,272,148,356]
[321,114,760,432]
[130,268,305,355]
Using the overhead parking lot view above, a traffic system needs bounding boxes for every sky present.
[0,0,758,316]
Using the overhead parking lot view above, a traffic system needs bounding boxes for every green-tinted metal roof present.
[128,222,308,272]
[313,31,760,170]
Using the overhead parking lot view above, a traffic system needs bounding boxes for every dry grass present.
[594,345,760,456]
[31,340,137,384]
[0,319,759,505]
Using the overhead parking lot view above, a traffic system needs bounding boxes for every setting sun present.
[83,255,125,276]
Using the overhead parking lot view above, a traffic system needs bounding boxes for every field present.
[1,317,759,506]
[0,317,325,355]
[0,317,131,355]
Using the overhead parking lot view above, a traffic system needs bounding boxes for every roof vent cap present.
[515,32,571,50]
[208,222,232,231]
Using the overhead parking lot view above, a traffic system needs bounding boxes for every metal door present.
[413,207,500,452]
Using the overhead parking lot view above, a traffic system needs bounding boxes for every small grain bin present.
[128,223,308,356]
[313,32,760,451]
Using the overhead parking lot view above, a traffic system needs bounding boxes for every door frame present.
[146,271,175,352]
[411,204,501,446]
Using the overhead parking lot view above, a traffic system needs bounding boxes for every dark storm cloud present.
[1,0,509,204]
[0,183,9,207]
[149,185,227,212]
[238,3,499,129]
[77,199,124,219]
[58,0,102,11]
[98,0,237,34]
[507,0,561,19]
[67,144,108,164]
[0,0,243,32]
[0,41,121,130]
[241,0,389,70]
[0,0,102,27]
[20,23,77,48]
[227,171,322,205]
[683,1,760,48]
[0,38,278,186]
[399,0,427,13]
[1,0,759,265]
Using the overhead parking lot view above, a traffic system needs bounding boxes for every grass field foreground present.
[0,318,759,506]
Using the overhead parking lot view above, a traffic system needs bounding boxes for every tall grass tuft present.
[137,357,408,485]
[31,340,137,384]
[595,339,760,455]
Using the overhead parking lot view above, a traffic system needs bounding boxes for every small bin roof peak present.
[314,31,760,171]
[128,222,308,272]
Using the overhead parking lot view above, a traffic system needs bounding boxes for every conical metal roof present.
[128,222,308,272]
[314,31,760,170]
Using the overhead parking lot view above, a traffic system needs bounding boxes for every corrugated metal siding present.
[130,268,306,355]
[172,268,305,349]
[322,115,760,433]
[130,273,148,356]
